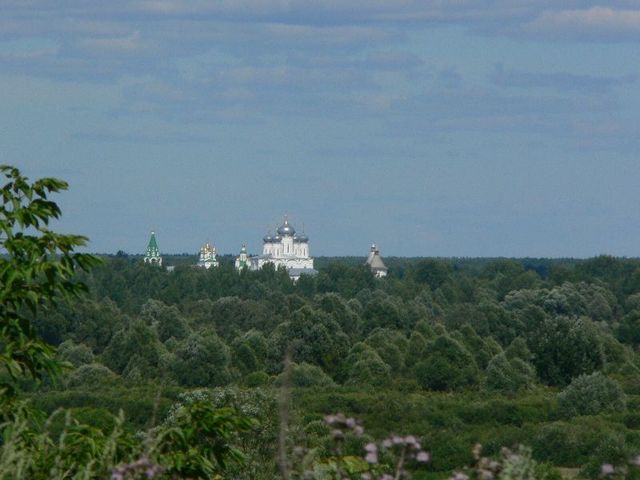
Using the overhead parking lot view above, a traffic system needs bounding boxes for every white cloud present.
[0,38,59,59]
[491,63,637,93]
[79,31,144,52]
[264,23,390,47]
[525,7,640,39]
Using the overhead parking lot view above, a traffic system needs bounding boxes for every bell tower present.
[144,231,163,266]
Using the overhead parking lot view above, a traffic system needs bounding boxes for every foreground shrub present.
[448,444,562,480]
[0,399,254,479]
[165,387,279,480]
[153,401,255,478]
[578,433,640,480]
[558,372,626,418]
[0,402,136,478]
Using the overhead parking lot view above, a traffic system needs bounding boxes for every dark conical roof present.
[366,243,387,272]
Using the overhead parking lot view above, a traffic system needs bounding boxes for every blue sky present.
[3,1,640,257]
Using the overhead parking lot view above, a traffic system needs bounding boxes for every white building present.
[237,217,317,279]
[366,243,388,278]
[197,243,218,269]
[234,244,250,270]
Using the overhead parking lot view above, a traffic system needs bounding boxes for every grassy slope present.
[29,383,640,475]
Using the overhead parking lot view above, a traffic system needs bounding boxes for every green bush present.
[558,372,626,418]
[171,330,232,387]
[56,340,94,367]
[245,371,270,387]
[528,316,605,386]
[65,363,120,389]
[415,335,479,391]
[578,433,633,480]
[532,417,628,466]
[344,344,391,387]
[534,462,563,480]
[276,362,334,388]
[486,353,535,393]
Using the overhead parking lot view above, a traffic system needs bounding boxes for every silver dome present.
[277,218,296,236]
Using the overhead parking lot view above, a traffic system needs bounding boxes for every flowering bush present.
[286,413,431,479]
[449,444,561,480]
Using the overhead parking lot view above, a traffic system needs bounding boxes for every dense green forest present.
[4,166,640,479]
[19,252,640,478]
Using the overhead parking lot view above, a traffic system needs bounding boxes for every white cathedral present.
[197,242,218,269]
[235,216,317,280]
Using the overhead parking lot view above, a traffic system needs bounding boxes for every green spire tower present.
[144,231,162,266]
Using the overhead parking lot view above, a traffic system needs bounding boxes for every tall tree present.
[0,166,100,396]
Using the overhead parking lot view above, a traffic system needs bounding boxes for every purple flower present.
[416,451,431,463]
[450,472,469,480]
[346,417,357,428]
[354,425,364,436]
[631,455,640,466]
[382,439,392,448]
[365,442,378,453]
[601,464,615,476]
[479,470,494,480]
[365,452,378,464]
[145,467,158,478]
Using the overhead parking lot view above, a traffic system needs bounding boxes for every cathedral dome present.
[294,234,308,243]
[277,218,296,236]
[263,234,273,243]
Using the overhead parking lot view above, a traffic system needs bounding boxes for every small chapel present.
[366,243,388,278]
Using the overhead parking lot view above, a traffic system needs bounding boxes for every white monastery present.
[236,216,317,280]
[143,222,388,281]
